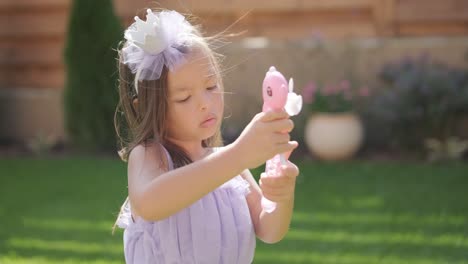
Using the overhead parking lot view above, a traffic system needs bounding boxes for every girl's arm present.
[129,142,244,221]
[128,110,297,221]
[241,166,297,244]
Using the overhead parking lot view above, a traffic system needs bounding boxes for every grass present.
[0,156,467,263]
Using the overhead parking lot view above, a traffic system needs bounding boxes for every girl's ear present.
[132,97,138,109]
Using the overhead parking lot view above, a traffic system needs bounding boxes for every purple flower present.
[339,80,351,91]
[358,86,370,97]
[322,83,338,96]
[302,81,316,103]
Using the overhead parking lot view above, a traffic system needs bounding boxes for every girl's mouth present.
[201,116,217,127]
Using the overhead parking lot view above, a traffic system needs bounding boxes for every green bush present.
[64,0,123,151]
[364,54,468,157]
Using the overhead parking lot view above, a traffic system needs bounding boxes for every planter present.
[304,112,364,160]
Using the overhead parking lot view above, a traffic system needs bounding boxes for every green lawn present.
[1,156,467,263]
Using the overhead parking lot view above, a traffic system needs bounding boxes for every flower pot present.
[304,112,364,160]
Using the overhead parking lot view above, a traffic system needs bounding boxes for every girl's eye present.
[177,96,190,103]
[207,85,218,91]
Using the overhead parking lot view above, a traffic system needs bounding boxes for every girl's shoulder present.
[128,142,171,172]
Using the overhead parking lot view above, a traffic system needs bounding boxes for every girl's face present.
[166,49,223,144]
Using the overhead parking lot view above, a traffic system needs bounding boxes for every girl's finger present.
[261,175,290,187]
[277,141,298,154]
[283,149,293,160]
[261,183,294,196]
[270,119,294,133]
[260,109,289,122]
[263,192,294,203]
[261,186,286,197]
[280,164,299,178]
[273,133,290,144]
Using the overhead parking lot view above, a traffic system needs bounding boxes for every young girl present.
[114,9,299,264]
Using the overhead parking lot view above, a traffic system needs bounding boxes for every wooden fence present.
[0,0,467,89]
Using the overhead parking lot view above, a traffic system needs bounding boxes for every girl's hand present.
[232,109,298,169]
[259,161,299,203]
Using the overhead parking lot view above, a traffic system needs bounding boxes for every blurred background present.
[1,0,468,159]
[1,0,467,263]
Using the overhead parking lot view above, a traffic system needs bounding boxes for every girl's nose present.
[199,93,209,111]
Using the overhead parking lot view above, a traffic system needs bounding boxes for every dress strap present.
[116,143,173,229]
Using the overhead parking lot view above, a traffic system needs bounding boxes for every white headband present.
[122,9,194,94]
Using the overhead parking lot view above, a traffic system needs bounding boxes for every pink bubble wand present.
[261,66,303,213]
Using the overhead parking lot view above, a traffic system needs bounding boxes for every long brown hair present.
[112,9,227,233]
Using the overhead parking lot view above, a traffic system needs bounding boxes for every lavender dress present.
[116,147,256,263]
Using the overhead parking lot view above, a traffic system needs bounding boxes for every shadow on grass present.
[1,157,467,263]
[252,160,468,264]
[0,203,125,262]
[0,157,126,263]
